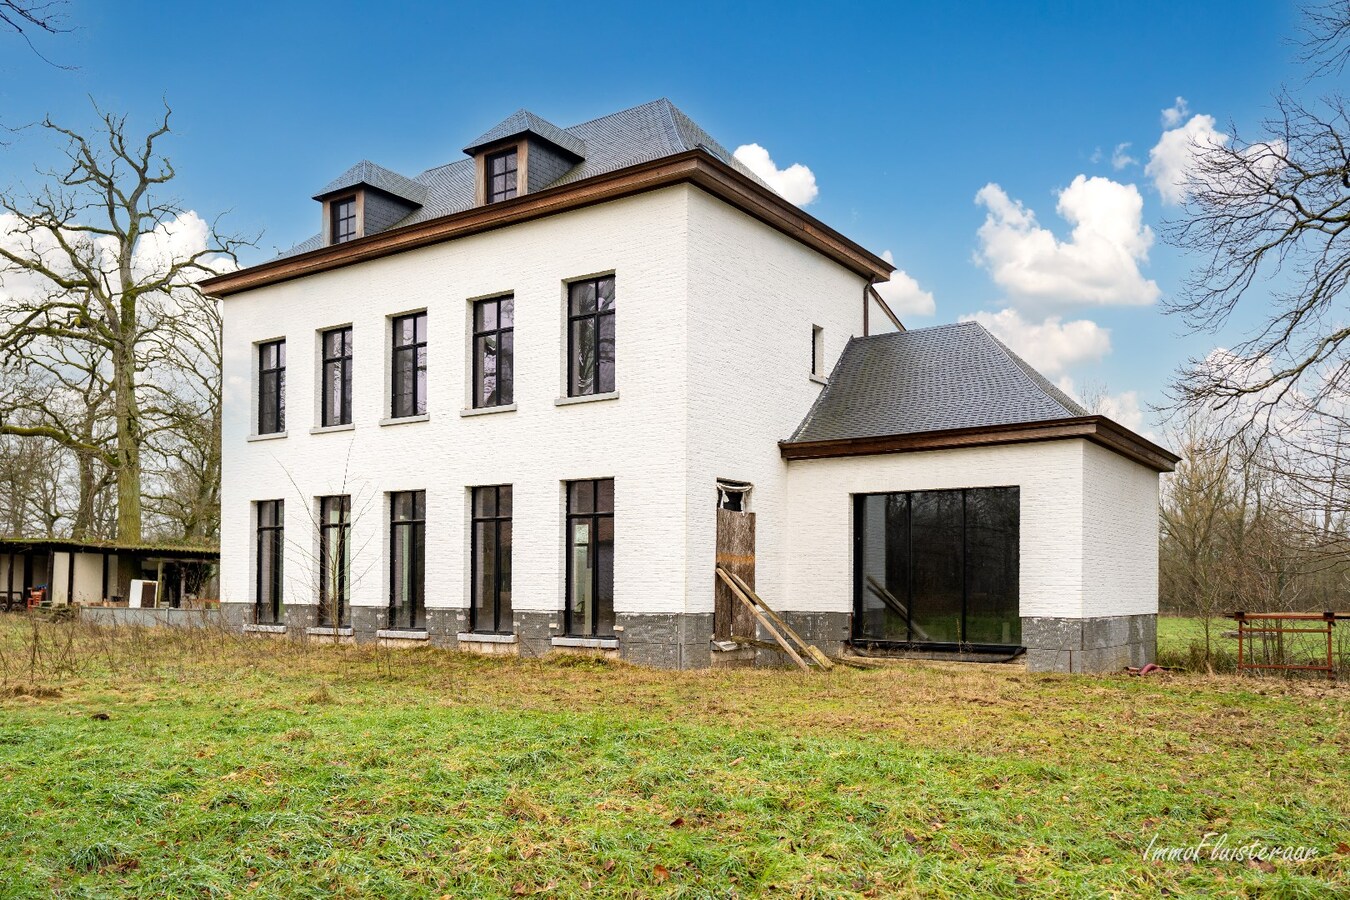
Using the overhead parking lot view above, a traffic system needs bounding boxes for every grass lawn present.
[0,618,1346,898]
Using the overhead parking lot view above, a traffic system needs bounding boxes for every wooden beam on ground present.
[716,568,810,671]
[725,570,834,671]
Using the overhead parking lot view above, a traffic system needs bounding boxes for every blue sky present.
[0,1,1308,434]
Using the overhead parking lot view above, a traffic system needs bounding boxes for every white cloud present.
[1161,96,1190,128]
[1146,112,1228,204]
[1110,142,1138,170]
[733,143,819,206]
[961,307,1111,376]
[876,250,935,317]
[973,176,1160,308]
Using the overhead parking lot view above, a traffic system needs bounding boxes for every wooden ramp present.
[714,567,833,672]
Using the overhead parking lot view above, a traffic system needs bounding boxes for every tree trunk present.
[112,337,141,543]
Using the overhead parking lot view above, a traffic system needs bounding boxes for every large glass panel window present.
[389,491,425,629]
[470,485,513,633]
[472,296,514,408]
[486,149,518,203]
[255,500,284,624]
[391,313,427,418]
[257,340,286,434]
[321,326,353,427]
[854,487,1020,649]
[567,276,615,397]
[565,478,614,637]
[318,495,351,627]
[331,195,357,244]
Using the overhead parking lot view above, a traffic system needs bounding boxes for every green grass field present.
[0,617,1346,898]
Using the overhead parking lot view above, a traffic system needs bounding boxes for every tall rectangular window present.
[472,296,514,408]
[854,487,1020,649]
[331,195,357,244]
[321,326,353,427]
[318,495,351,627]
[257,340,286,435]
[470,485,512,633]
[255,500,284,625]
[391,313,427,418]
[389,491,425,629]
[565,478,614,637]
[811,325,824,377]
[567,276,615,397]
[486,149,518,203]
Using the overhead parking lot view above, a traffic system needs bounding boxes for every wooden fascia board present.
[202,151,894,297]
[779,416,1179,473]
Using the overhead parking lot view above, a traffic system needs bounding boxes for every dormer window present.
[331,195,358,244]
[486,149,518,203]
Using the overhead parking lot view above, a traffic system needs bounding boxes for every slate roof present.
[462,109,586,158]
[785,322,1089,444]
[313,160,428,205]
[278,99,767,260]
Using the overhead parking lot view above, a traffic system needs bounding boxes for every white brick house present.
[205,100,1176,672]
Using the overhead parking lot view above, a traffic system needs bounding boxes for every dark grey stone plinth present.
[1022,614,1156,673]
[426,607,468,649]
[284,604,319,638]
[350,606,387,643]
[220,602,252,628]
[615,612,713,669]
[770,611,851,661]
[513,610,556,659]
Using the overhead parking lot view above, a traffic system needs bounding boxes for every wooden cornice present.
[202,150,895,297]
[779,415,1180,473]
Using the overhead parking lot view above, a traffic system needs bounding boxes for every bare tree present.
[0,1,71,67]
[0,102,246,541]
[1166,3,1350,428]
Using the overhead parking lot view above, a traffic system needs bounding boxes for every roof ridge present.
[974,324,1088,416]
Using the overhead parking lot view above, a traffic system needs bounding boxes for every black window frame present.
[485,148,518,203]
[255,500,284,625]
[257,340,286,435]
[318,495,351,627]
[851,486,1021,653]
[391,312,428,419]
[470,485,513,634]
[331,195,358,244]
[564,478,615,637]
[388,490,426,630]
[472,295,514,408]
[320,326,353,427]
[567,275,616,397]
[811,325,824,376]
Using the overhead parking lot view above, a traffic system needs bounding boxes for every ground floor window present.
[255,500,284,624]
[470,485,512,633]
[854,487,1020,649]
[389,491,425,629]
[565,478,614,637]
[318,495,351,627]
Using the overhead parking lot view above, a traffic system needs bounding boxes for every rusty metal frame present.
[1232,612,1344,680]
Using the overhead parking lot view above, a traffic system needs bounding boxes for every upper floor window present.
[331,195,357,244]
[567,275,615,397]
[391,313,427,418]
[257,340,286,435]
[472,296,514,408]
[811,325,824,377]
[321,326,353,427]
[486,149,518,203]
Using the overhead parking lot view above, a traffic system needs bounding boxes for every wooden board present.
[714,508,756,641]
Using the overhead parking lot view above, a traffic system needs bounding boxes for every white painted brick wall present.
[1081,441,1160,616]
[683,190,868,614]
[782,441,1088,618]
[222,189,695,616]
